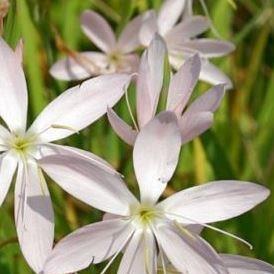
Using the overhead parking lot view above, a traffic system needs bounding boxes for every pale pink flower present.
[108,35,225,146]
[50,10,144,81]
[158,255,274,274]
[158,227,274,273]
[0,37,131,273]
[139,0,235,89]
[40,111,269,274]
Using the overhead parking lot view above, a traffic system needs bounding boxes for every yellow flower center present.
[131,204,162,228]
[9,134,36,154]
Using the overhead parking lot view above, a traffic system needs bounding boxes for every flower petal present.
[139,10,158,46]
[37,143,119,175]
[50,52,108,81]
[220,254,274,274]
[28,73,131,142]
[39,154,137,215]
[15,161,54,273]
[118,230,157,274]
[133,111,181,204]
[179,111,213,145]
[165,16,210,46]
[178,39,235,58]
[157,0,186,35]
[0,152,17,206]
[158,181,270,224]
[118,53,140,74]
[107,107,138,145]
[44,219,134,274]
[155,223,227,274]
[200,60,233,89]
[117,14,144,53]
[137,35,166,127]
[186,84,225,114]
[166,54,201,115]
[0,37,28,132]
[80,10,116,53]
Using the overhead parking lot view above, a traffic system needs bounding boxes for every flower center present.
[131,204,162,228]
[108,52,122,65]
[9,134,36,155]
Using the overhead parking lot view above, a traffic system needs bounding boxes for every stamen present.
[38,168,47,196]
[164,211,253,250]
[125,87,139,132]
[51,124,80,134]
[99,230,133,274]
[143,233,153,274]
[159,244,167,274]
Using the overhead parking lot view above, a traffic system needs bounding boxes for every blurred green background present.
[0,0,273,273]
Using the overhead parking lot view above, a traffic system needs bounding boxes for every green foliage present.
[0,0,273,272]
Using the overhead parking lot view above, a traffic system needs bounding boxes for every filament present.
[125,87,139,132]
[164,211,253,250]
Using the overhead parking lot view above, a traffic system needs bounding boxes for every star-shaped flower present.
[139,0,235,89]
[0,37,131,273]
[107,35,225,146]
[50,10,144,81]
[40,111,269,274]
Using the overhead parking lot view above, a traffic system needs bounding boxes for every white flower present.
[40,111,269,274]
[50,10,145,81]
[159,254,274,274]
[0,37,131,273]
[157,226,274,273]
[108,35,225,146]
[139,0,235,89]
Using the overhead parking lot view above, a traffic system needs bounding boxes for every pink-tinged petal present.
[137,35,166,127]
[133,111,181,204]
[158,181,270,224]
[157,0,186,35]
[50,52,108,81]
[200,60,233,89]
[117,14,144,53]
[107,107,137,146]
[103,212,121,221]
[14,38,24,64]
[118,53,139,74]
[39,154,137,215]
[178,39,235,58]
[139,10,158,46]
[15,161,54,273]
[182,0,193,18]
[166,54,201,115]
[44,219,134,274]
[186,84,225,114]
[80,10,116,53]
[155,223,228,274]
[0,152,17,206]
[179,111,213,144]
[118,230,157,274]
[220,254,274,274]
[186,224,204,235]
[37,143,119,175]
[0,37,28,132]
[0,124,10,140]
[165,16,210,46]
[28,73,131,142]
